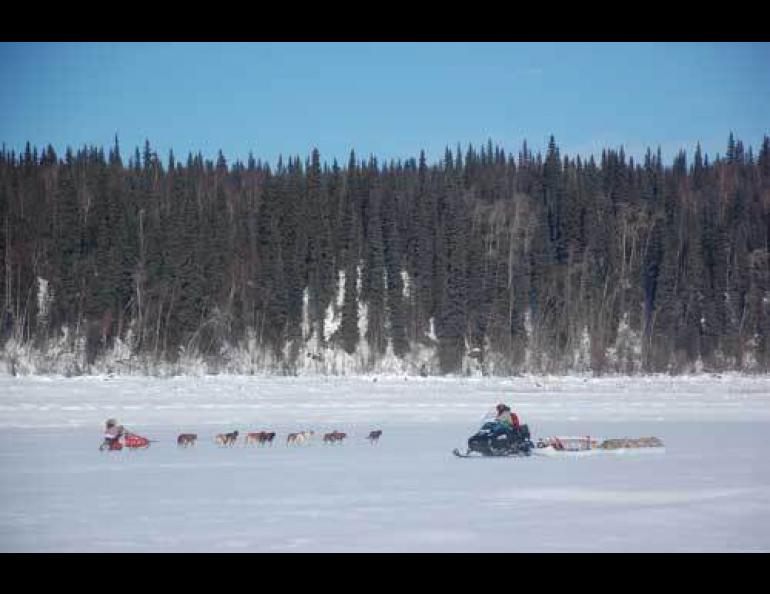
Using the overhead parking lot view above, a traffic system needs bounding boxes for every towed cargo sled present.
[533,435,665,457]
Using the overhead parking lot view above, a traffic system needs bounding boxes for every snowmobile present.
[453,421,535,458]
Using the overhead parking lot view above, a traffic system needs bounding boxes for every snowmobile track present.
[452,448,531,458]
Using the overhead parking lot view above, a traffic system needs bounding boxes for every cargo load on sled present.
[533,435,665,457]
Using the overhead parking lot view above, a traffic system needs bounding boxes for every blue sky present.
[1,42,768,167]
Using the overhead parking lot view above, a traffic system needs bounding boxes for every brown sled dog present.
[177,433,198,447]
[215,430,239,446]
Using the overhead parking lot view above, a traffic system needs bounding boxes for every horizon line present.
[2,132,767,170]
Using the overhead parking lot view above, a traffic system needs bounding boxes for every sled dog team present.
[174,429,383,448]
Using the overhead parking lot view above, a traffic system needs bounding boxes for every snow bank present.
[1,374,768,429]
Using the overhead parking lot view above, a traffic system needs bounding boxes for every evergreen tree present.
[382,182,408,357]
[363,173,387,359]
[436,178,468,373]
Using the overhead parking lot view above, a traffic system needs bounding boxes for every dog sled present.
[100,432,153,451]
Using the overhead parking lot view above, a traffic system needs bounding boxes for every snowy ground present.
[1,374,769,552]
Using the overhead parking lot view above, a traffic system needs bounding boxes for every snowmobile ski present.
[453,448,477,458]
[452,447,530,458]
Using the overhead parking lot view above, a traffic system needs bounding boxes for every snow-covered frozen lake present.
[1,374,769,552]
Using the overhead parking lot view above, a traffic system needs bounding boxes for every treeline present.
[1,134,769,375]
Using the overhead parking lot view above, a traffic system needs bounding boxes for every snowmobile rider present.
[495,404,520,429]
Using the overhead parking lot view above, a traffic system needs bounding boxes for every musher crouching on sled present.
[100,418,125,451]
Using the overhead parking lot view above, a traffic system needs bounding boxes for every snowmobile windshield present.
[480,421,504,432]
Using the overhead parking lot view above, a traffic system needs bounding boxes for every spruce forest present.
[1,134,769,376]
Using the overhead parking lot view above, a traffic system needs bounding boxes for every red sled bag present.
[124,433,151,448]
